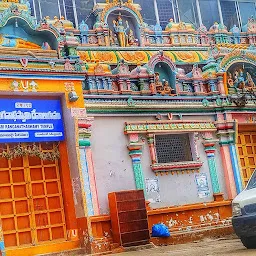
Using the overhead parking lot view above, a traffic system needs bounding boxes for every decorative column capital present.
[147,133,155,145]
[203,139,218,157]
[146,133,157,164]
[202,131,221,195]
[127,141,145,191]
[128,142,143,162]
[215,120,236,145]
[216,72,226,95]
[202,132,218,157]
[78,118,93,147]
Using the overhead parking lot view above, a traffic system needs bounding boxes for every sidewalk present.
[112,236,255,256]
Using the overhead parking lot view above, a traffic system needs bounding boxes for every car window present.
[247,171,256,190]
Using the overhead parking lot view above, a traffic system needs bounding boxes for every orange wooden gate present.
[237,132,256,185]
[0,143,67,248]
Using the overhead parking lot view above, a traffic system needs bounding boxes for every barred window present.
[155,134,192,163]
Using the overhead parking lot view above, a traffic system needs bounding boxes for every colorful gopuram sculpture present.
[0,0,255,256]
[113,13,129,47]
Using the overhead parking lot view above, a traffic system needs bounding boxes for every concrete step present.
[36,242,155,256]
[37,248,88,256]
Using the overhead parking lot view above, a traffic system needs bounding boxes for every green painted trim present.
[77,46,209,52]
[129,150,143,156]
[86,108,217,114]
[132,162,145,191]
[88,51,92,59]
[208,157,221,193]
[145,51,151,60]
[196,52,204,62]
[79,140,91,147]
[113,51,120,61]
[204,146,216,151]
[86,105,256,115]
[170,52,179,62]
[219,141,233,146]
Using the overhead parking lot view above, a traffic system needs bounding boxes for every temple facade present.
[0,0,255,255]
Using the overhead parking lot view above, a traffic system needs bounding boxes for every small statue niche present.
[112,12,138,47]
[227,68,256,90]
[127,29,138,46]
[109,30,119,46]
[154,73,175,96]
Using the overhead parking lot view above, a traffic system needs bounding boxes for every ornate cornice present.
[216,120,237,145]
[124,121,216,134]
[151,161,203,174]
[77,49,208,65]
[84,94,256,113]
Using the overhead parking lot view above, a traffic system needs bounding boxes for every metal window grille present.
[155,134,192,163]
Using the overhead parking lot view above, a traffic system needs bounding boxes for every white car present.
[232,170,256,249]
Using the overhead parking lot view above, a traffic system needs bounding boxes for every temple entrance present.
[0,142,67,248]
[237,132,256,185]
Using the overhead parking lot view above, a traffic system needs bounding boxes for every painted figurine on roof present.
[113,13,129,47]
[227,66,256,92]
[0,34,40,49]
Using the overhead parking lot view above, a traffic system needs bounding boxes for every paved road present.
[113,237,256,256]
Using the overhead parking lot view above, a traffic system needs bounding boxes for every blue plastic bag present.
[151,223,170,237]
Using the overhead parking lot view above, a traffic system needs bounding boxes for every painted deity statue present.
[42,42,51,50]
[231,70,245,89]
[155,72,162,92]
[109,30,118,46]
[227,72,234,87]
[237,70,245,89]
[247,72,256,88]
[113,14,129,47]
[228,69,256,91]
[162,80,175,95]
[155,73,175,95]
[0,34,40,49]
[127,29,137,46]
[230,25,240,44]
[79,20,89,44]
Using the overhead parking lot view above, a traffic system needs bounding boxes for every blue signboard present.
[0,98,65,143]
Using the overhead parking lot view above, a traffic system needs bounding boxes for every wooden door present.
[237,132,256,184]
[0,143,67,248]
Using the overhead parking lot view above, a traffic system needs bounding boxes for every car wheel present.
[241,236,256,249]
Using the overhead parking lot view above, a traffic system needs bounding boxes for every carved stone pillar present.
[96,31,105,46]
[193,80,200,93]
[216,73,226,95]
[248,36,253,45]
[95,77,100,91]
[103,29,110,46]
[127,134,145,191]
[199,81,204,93]
[78,118,100,216]
[126,79,131,91]
[216,119,242,198]
[147,134,157,164]
[203,133,221,195]
[149,76,156,94]
[118,79,123,91]
[209,79,217,94]
[107,78,112,91]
